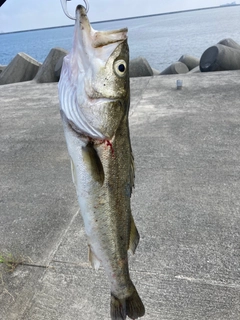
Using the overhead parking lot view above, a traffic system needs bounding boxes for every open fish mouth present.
[75,5,128,49]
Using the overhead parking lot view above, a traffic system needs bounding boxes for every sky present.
[0,0,236,33]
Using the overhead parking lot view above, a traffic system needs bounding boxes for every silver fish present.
[58,5,145,320]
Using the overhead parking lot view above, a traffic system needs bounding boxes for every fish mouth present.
[75,5,90,33]
[75,5,128,48]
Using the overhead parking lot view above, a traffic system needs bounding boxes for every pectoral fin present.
[82,143,104,185]
[128,215,140,254]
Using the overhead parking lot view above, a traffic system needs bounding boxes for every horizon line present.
[1,4,240,35]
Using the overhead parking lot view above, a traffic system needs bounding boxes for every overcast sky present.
[0,0,235,33]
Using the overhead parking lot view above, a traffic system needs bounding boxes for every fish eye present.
[114,60,127,77]
[118,64,125,72]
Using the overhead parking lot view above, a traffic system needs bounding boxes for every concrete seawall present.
[1,38,240,84]
[1,72,240,319]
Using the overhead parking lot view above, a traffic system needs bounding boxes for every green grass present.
[0,253,29,272]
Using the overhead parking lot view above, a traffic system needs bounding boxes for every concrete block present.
[178,54,200,70]
[188,66,200,73]
[0,64,6,74]
[160,61,189,75]
[218,38,240,50]
[34,47,68,83]
[151,67,161,75]
[129,57,153,77]
[200,44,240,72]
[54,54,68,81]
[0,53,41,85]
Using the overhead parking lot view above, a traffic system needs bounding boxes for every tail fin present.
[110,295,126,320]
[110,289,145,320]
[126,290,145,319]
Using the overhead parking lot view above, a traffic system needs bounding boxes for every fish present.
[58,5,145,320]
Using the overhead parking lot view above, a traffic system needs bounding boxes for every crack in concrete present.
[175,274,240,289]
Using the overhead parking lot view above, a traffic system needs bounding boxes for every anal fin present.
[88,244,101,270]
[128,215,140,255]
[70,157,77,187]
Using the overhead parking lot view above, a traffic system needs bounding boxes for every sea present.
[1,6,240,72]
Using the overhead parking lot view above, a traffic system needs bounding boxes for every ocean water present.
[1,6,240,72]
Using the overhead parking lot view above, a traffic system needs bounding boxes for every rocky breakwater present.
[0,53,41,85]
[200,39,240,72]
[1,38,240,85]
[129,37,240,77]
[156,38,240,76]
[0,48,67,85]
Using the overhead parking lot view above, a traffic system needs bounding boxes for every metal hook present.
[60,0,89,20]
[83,0,89,13]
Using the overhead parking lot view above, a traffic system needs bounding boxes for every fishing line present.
[60,0,89,20]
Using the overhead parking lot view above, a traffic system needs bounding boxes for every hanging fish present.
[58,3,145,319]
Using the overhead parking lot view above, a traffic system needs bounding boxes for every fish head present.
[59,5,130,141]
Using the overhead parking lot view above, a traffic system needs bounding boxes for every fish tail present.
[126,289,145,319]
[110,294,126,320]
[110,288,145,320]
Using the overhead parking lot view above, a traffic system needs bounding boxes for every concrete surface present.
[0,71,240,319]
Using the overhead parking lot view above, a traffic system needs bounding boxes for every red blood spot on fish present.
[105,140,114,156]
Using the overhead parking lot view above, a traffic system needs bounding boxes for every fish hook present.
[60,0,89,20]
